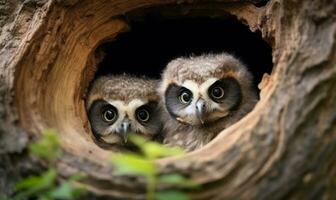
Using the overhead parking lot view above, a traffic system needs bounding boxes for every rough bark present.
[0,0,335,199]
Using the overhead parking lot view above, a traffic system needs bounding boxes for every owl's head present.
[87,75,162,147]
[159,53,255,126]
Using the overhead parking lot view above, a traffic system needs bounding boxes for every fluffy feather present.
[159,53,258,151]
[87,74,162,151]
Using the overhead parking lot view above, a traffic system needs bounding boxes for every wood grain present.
[0,0,335,199]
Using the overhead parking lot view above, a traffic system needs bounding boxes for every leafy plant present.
[111,135,198,200]
[5,130,198,200]
[11,129,86,200]
[29,129,61,162]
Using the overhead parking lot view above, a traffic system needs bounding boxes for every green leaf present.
[111,153,155,177]
[15,168,57,199]
[50,182,73,199]
[37,195,51,200]
[159,174,199,189]
[50,178,86,200]
[16,168,57,191]
[142,142,185,159]
[29,129,61,161]
[70,187,87,199]
[128,134,148,148]
[128,134,185,159]
[159,174,186,184]
[155,190,189,200]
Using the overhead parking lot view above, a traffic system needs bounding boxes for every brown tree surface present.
[0,0,336,199]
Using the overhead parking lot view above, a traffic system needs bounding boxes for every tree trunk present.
[0,0,335,199]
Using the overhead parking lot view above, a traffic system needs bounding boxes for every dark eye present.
[179,89,193,104]
[210,86,225,99]
[137,109,150,122]
[102,107,117,122]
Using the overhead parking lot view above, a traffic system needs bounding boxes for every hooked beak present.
[196,98,206,124]
[119,121,131,143]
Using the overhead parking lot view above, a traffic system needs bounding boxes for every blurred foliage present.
[111,134,199,200]
[1,130,198,200]
[5,129,86,200]
[28,129,61,162]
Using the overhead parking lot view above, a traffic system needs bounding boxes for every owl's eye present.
[179,89,193,104]
[136,109,150,122]
[102,107,117,122]
[210,86,225,99]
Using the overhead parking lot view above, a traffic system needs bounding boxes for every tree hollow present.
[9,0,336,199]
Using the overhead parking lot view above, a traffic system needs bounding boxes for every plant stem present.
[147,174,156,200]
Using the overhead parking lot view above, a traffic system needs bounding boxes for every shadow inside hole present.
[95,16,273,91]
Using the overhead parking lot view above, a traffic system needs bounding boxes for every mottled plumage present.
[159,53,258,151]
[87,74,162,150]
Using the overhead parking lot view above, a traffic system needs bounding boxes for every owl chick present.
[159,53,258,151]
[87,74,162,150]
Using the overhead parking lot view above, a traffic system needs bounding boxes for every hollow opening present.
[13,1,280,186]
[88,14,273,149]
[94,16,273,90]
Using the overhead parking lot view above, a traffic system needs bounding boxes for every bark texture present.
[0,0,336,199]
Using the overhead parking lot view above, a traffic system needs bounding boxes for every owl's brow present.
[108,99,147,117]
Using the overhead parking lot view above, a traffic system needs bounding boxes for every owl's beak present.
[119,121,131,142]
[196,98,206,124]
